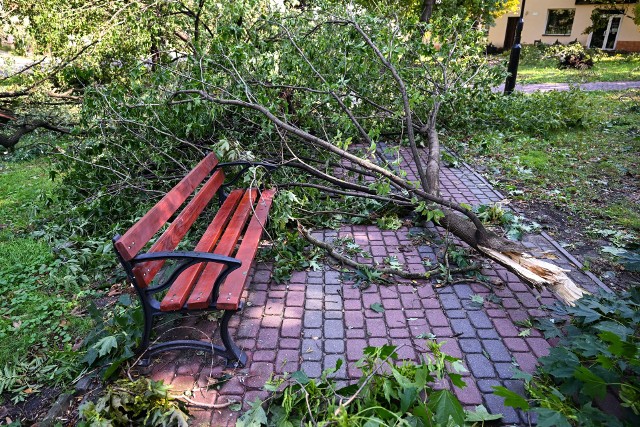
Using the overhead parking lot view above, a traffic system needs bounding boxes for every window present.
[545,9,575,35]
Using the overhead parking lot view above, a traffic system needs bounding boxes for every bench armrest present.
[130,251,242,294]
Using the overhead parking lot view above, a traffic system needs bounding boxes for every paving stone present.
[324,355,347,378]
[513,352,539,374]
[444,309,467,319]
[286,291,304,307]
[452,283,474,299]
[476,378,501,393]
[253,350,276,362]
[426,310,450,327]
[261,315,282,329]
[325,339,345,354]
[306,285,323,299]
[301,339,322,361]
[503,337,529,352]
[495,362,517,379]
[324,319,345,339]
[439,293,462,309]
[454,379,483,405]
[275,349,300,374]
[280,338,301,349]
[450,318,475,337]
[346,339,368,361]
[477,329,499,339]
[385,310,407,328]
[382,298,402,309]
[465,354,496,378]
[492,318,520,337]
[484,393,520,424]
[365,317,387,337]
[256,328,279,349]
[300,361,322,378]
[527,337,551,358]
[325,310,343,320]
[325,270,341,284]
[304,310,323,328]
[482,340,512,362]
[344,299,362,310]
[281,318,302,338]
[344,310,364,328]
[467,310,493,329]
[459,338,483,354]
[305,299,322,310]
[284,307,303,319]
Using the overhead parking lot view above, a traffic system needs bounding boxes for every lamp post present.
[504,0,526,94]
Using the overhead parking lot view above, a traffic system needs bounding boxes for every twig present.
[299,223,478,280]
[169,394,235,409]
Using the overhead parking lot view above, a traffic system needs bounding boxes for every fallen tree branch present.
[1,120,71,150]
[299,223,478,280]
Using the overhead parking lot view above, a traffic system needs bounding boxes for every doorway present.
[589,15,623,50]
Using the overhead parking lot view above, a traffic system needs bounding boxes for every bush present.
[495,289,640,426]
[551,43,594,70]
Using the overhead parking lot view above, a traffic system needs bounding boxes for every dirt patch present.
[512,200,639,292]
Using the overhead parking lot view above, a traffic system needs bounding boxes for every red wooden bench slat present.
[216,189,275,310]
[133,170,225,287]
[186,189,257,309]
[114,153,218,261]
[159,189,244,311]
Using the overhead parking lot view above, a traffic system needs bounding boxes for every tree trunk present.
[425,103,441,197]
[420,0,436,23]
[0,121,70,150]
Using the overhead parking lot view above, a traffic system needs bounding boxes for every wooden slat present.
[132,170,225,287]
[159,189,244,311]
[186,189,257,309]
[216,189,275,310]
[114,153,218,261]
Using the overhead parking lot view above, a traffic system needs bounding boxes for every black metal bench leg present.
[136,300,156,367]
[220,309,247,368]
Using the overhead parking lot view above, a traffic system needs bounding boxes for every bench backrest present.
[114,152,223,287]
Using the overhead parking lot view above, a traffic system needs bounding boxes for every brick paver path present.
[145,148,607,426]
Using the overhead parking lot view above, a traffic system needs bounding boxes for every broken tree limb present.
[478,246,587,305]
[1,120,70,150]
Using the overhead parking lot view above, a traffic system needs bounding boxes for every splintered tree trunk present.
[425,103,441,197]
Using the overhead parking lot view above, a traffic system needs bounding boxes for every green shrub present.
[239,342,503,426]
[495,289,640,426]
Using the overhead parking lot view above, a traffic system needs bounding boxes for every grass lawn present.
[457,89,640,246]
[508,51,640,84]
[0,153,91,399]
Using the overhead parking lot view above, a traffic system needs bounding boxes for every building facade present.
[488,1,640,51]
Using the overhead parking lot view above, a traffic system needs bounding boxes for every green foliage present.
[82,297,143,380]
[552,43,594,70]
[497,290,640,426]
[268,231,323,283]
[0,352,82,404]
[239,342,502,426]
[475,203,539,241]
[78,378,190,426]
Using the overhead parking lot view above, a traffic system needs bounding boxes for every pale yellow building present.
[488,1,640,51]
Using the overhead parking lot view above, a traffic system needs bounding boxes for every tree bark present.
[420,0,436,23]
[0,121,70,150]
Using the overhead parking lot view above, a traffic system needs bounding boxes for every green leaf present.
[370,302,385,313]
[290,370,310,385]
[426,390,465,427]
[236,399,266,426]
[574,366,607,398]
[470,294,484,305]
[532,408,572,427]
[449,373,467,389]
[492,386,530,410]
[400,386,418,413]
[464,404,503,422]
[93,336,118,357]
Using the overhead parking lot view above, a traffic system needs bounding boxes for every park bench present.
[112,152,277,367]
